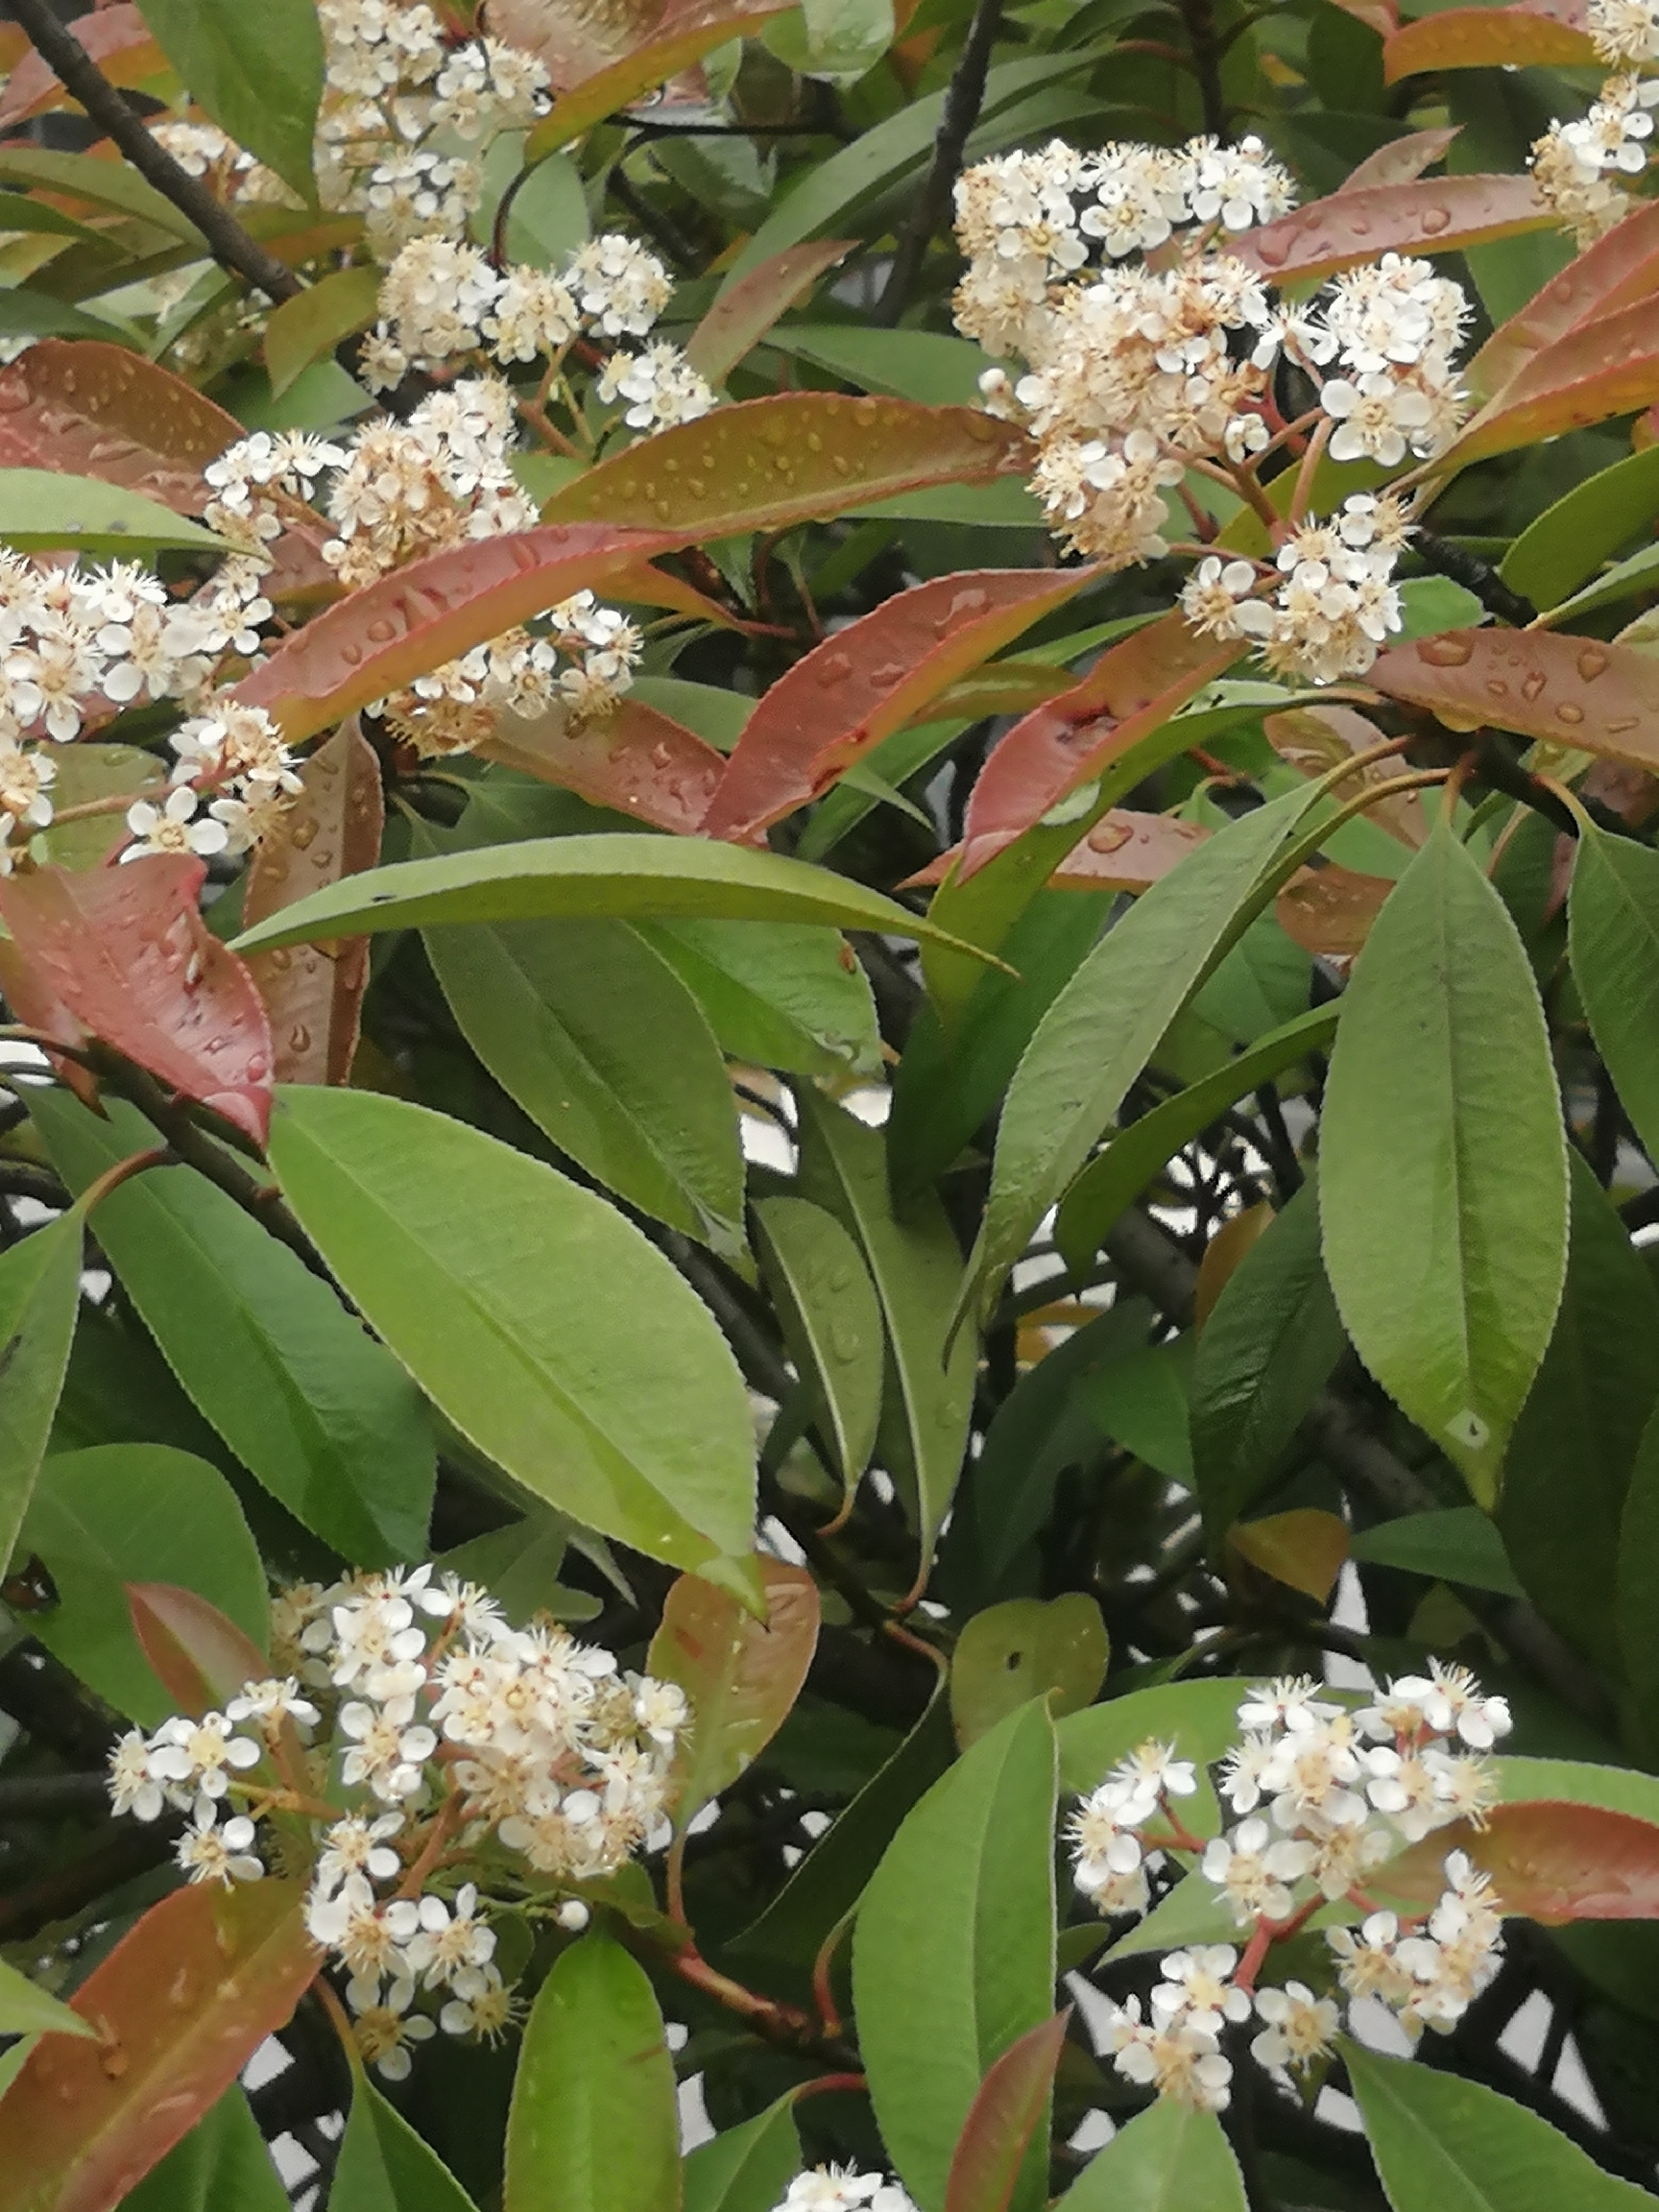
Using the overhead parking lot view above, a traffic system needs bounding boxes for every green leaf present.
[1617,1405,1659,1742]
[0,288,137,344]
[0,1210,82,1584]
[0,1959,96,2043]
[1570,824,1659,1168]
[229,831,995,966]
[264,1085,758,1584]
[0,469,227,554]
[1190,1179,1347,1545]
[500,152,589,269]
[971,789,1313,1318]
[1350,1507,1523,1597]
[753,1196,883,1487]
[765,0,894,82]
[1502,444,1659,612]
[0,148,206,242]
[32,1091,435,1567]
[331,2078,483,2211]
[683,2096,801,2212]
[263,265,380,396]
[639,918,881,1080]
[120,2089,288,2212]
[1343,2036,1654,2212]
[35,742,166,872]
[1319,819,1568,1505]
[795,1090,974,1571]
[1539,539,1659,625]
[418,821,744,1257]
[1077,1334,1193,1483]
[134,0,324,203]
[853,1699,1057,2212]
[1053,1006,1339,1276]
[1499,1152,1659,1671]
[1054,2098,1247,2210]
[766,325,991,405]
[504,1932,680,2212]
[22,1444,267,1727]
[950,1595,1107,1748]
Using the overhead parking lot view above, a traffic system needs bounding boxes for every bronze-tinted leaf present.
[1368,627,1659,769]
[0,340,238,517]
[514,0,790,149]
[646,1556,820,1831]
[1382,1,1596,82]
[0,857,274,1144]
[242,720,384,1087]
[478,696,724,834]
[541,393,1031,542]
[1263,704,1426,849]
[1378,1799,1659,1921]
[1235,175,1550,284]
[1468,199,1659,402]
[1337,127,1462,194]
[234,523,681,744]
[902,809,1211,893]
[1276,866,1394,955]
[1227,1507,1349,1603]
[942,2011,1070,2212]
[0,8,168,131]
[685,238,854,386]
[126,1580,270,1716]
[1445,295,1659,465]
[704,568,1095,842]
[0,1879,317,2212]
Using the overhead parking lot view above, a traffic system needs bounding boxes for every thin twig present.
[875,0,1004,325]
[1175,0,1229,137]
[4,0,303,305]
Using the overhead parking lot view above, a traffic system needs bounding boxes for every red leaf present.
[1445,294,1659,464]
[1468,200,1659,403]
[1368,627,1659,770]
[233,522,683,745]
[242,720,384,1087]
[0,7,167,130]
[1235,175,1550,284]
[0,935,100,1110]
[704,568,1097,843]
[126,1580,271,1717]
[1276,866,1393,955]
[479,694,724,834]
[607,559,746,631]
[1379,1800,1659,1921]
[955,612,1239,878]
[942,2011,1070,2212]
[0,1879,317,2212]
[1337,126,1462,194]
[902,808,1211,893]
[509,0,792,146]
[685,239,855,386]
[1382,0,1596,82]
[0,341,240,517]
[0,858,274,1144]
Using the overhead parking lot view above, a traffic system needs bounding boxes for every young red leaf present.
[1369,627,1659,768]
[0,7,167,130]
[541,393,1031,541]
[0,340,240,517]
[903,810,1211,894]
[1382,1,1596,83]
[233,522,683,745]
[0,1878,318,2212]
[516,0,791,154]
[1444,295,1659,465]
[127,1579,271,1716]
[1235,175,1550,284]
[1378,1799,1659,1920]
[1468,199,1659,402]
[0,857,275,1144]
[242,719,383,1087]
[943,2011,1070,2212]
[1336,126,1461,194]
[955,612,1238,878]
[479,695,724,834]
[646,1556,820,1830]
[685,238,854,386]
[703,568,1097,842]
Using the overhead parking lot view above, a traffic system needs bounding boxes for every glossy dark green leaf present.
[1078,1335,1194,1484]
[0,1209,82,1584]
[638,920,882,1081]
[1502,444,1659,612]
[504,1932,680,2212]
[1343,2037,1653,2212]
[1570,824,1659,1168]
[950,1595,1107,1748]
[753,1196,883,1487]
[684,2098,801,2212]
[32,1091,435,1567]
[853,1699,1057,2212]
[1190,1179,1346,1545]
[1320,819,1568,1505]
[1617,1405,1659,1742]
[331,2077,483,2211]
[121,2089,287,2212]
[22,1444,267,1727]
[264,1086,758,1590]
[134,0,325,204]
[1500,1152,1659,1671]
[1351,1506,1523,1596]
[795,1090,974,1571]
[1054,2098,1246,2210]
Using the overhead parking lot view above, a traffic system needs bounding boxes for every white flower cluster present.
[125,702,302,861]
[1180,490,1412,684]
[1074,1667,1511,2114]
[771,2170,918,2212]
[108,1563,689,2081]
[953,137,1470,653]
[1530,0,1659,240]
